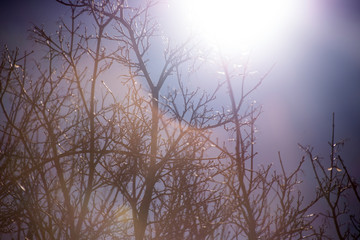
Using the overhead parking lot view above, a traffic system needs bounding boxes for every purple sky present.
[1,0,360,175]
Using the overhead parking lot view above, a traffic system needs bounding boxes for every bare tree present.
[202,53,320,240]
[1,1,359,240]
[1,0,224,239]
[300,113,360,239]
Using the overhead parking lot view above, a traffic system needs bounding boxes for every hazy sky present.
[1,0,359,175]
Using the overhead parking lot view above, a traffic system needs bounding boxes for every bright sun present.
[182,0,304,51]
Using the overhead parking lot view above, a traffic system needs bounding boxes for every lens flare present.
[183,0,304,51]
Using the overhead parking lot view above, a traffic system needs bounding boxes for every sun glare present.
[183,0,303,52]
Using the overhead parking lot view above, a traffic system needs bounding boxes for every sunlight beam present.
[182,0,304,52]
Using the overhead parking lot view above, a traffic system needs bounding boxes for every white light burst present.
[183,0,304,51]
